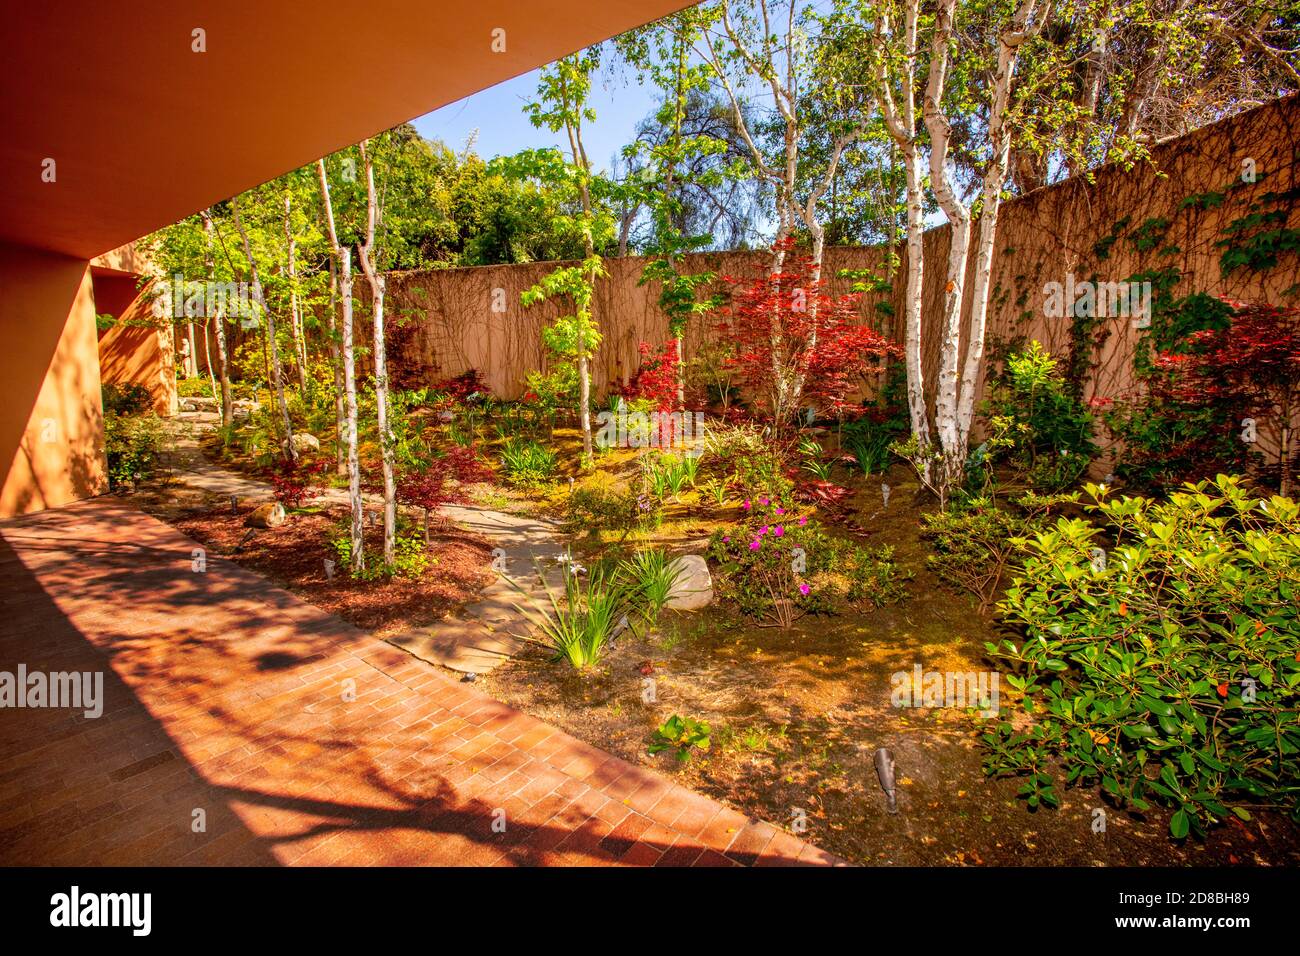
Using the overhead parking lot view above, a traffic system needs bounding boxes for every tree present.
[869,0,1049,499]
[316,156,366,575]
[231,193,297,465]
[699,0,870,421]
[355,138,399,565]
[199,209,234,427]
[719,240,897,431]
[519,53,609,460]
[619,9,728,406]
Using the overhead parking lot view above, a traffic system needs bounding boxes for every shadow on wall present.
[0,243,108,518]
[97,279,177,418]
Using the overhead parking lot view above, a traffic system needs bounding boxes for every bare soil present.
[482,463,1300,867]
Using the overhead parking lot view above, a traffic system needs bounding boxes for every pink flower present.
[799,583,810,596]
[742,499,751,510]
[759,497,770,506]
[749,540,761,551]
[722,536,730,544]
[774,508,785,515]
[758,525,769,535]
[797,516,808,526]
[773,525,784,537]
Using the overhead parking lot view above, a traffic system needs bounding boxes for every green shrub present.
[984,477,1300,836]
[101,382,152,416]
[617,548,686,622]
[330,531,431,581]
[841,415,904,477]
[104,412,166,488]
[707,497,909,627]
[981,341,1096,492]
[499,437,557,486]
[565,476,640,540]
[921,492,1075,614]
[640,451,699,499]
[649,714,711,764]
[176,377,214,399]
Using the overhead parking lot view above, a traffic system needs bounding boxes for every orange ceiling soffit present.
[0,1,699,260]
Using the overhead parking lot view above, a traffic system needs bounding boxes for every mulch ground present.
[175,504,495,637]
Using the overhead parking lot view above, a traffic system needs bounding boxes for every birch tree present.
[199,209,234,427]
[355,139,398,564]
[699,0,869,418]
[231,194,297,465]
[869,0,1049,501]
[316,157,365,574]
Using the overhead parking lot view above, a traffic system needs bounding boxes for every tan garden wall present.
[382,95,1299,458]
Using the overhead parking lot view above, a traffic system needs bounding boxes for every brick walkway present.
[0,499,836,866]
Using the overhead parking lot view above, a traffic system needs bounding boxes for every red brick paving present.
[0,499,839,866]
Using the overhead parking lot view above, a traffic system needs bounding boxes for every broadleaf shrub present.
[983,477,1300,836]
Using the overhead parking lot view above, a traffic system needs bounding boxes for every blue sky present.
[412,66,659,174]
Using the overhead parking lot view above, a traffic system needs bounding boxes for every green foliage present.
[617,548,686,622]
[841,415,906,477]
[640,451,699,499]
[981,341,1096,492]
[499,437,557,486]
[648,714,711,764]
[564,476,641,539]
[1218,191,1300,276]
[514,559,629,670]
[176,377,214,399]
[708,499,909,626]
[331,530,430,581]
[104,411,166,488]
[921,493,1076,614]
[101,382,152,416]
[985,478,1300,836]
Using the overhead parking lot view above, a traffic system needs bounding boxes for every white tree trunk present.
[357,140,397,564]
[231,196,296,465]
[317,158,365,571]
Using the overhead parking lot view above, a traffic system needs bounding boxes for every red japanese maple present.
[396,446,494,537]
[1153,299,1300,496]
[717,240,897,432]
[619,340,682,411]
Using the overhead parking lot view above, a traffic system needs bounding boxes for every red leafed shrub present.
[619,340,681,411]
[718,240,897,432]
[434,369,490,402]
[268,460,326,509]
[1147,300,1300,494]
[396,446,494,518]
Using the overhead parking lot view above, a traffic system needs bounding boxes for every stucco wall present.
[0,244,108,518]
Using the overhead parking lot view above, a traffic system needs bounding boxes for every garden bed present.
[172,503,495,637]
[481,464,1300,866]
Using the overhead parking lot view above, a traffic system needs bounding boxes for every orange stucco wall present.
[97,281,177,417]
[0,244,108,518]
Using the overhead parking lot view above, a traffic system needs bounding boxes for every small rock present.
[290,433,320,454]
[664,554,713,611]
[245,502,286,528]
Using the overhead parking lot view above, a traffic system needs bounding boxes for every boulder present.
[245,502,286,528]
[664,554,713,611]
[291,432,321,454]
